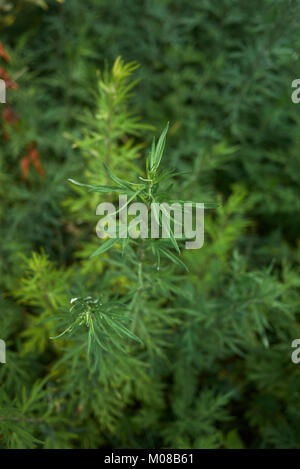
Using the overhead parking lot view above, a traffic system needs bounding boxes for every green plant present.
[2,0,300,449]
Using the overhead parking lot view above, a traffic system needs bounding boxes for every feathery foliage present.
[1,0,300,449]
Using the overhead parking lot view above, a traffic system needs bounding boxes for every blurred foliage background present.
[1,0,300,449]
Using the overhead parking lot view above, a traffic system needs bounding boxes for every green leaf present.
[159,246,189,271]
[90,238,118,258]
[104,164,144,190]
[68,179,123,193]
[104,316,143,344]
[149,136,156,171]
[169,228,180,254]
[151,122,169,171]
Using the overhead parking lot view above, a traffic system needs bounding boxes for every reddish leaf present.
[20,156,30,180]
[0,66,18,90]
[28,144,45,177]
[0,42,11,63]
[2,106,20,124]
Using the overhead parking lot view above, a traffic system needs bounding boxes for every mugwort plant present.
[52,122,216,363]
